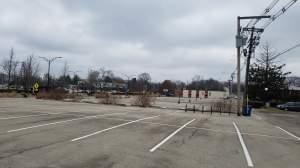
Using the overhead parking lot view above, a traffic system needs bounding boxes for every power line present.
[273,42,300,59]
[262,0,298,29]
[246,0,280,27]
[237,0,298,110]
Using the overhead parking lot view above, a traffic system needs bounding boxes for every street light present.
[39,56,62,90]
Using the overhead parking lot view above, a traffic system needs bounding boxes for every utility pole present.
[243,27,255,109]
[242,27,265,109]
[39,56,62,90]
[236,15,270,116]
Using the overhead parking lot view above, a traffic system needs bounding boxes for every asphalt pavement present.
[0,98,299,168]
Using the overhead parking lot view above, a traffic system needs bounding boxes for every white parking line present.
[7,113,127,133]
[233,122,254,167]
[149,119,195,153]
[276,126,300,141]
[96,116,297,141]
[71,115,160,142]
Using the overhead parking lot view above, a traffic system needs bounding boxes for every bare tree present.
[87,70,100,87]
[98,67,114,89]
[1,48,16,88]
[137,72,151,91]
[20,55,40,91]
[256,42,278,67]
[256,42,283,87]
[99,67,114,80]
[11,61,19,87]
[138,72,151,83]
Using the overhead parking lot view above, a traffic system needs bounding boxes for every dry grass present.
[36,88,67,100]
[257,107,284,113]
[0,92,17,98]
[95,92,108,99]
[65,93,83,102]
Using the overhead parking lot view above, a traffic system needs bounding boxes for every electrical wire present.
[246,0,280,28]
[273,42,300,59]
[262,0,298,29]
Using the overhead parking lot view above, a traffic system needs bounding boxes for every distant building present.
[182,89,229,99]
[286,77,300,100]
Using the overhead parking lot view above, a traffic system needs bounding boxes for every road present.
[0,98,299,168]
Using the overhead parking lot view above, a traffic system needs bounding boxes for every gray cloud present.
[0,0,299,82]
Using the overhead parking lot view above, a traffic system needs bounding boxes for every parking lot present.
[0,98,299,168]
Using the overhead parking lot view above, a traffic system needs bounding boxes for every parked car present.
[277,102,300,111]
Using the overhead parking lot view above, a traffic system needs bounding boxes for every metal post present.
[230,73,234,96]
[126,77,129,96]
[237,16,241,116]
[47,60,51,90]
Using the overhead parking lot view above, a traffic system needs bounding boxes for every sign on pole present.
[33,82,39,92]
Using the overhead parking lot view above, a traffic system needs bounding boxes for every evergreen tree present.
[248,43,290,101]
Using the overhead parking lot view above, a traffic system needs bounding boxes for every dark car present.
[277,102,300,111]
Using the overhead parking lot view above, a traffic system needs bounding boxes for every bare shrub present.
[97,92,119,105]
[36,88,67,100]
[133,92,156,107]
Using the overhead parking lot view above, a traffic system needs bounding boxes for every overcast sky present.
[0,0,299,82]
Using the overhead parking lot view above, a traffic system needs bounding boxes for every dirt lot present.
[0,98,299,168]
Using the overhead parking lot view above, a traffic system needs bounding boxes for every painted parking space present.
[0,98,299,168]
